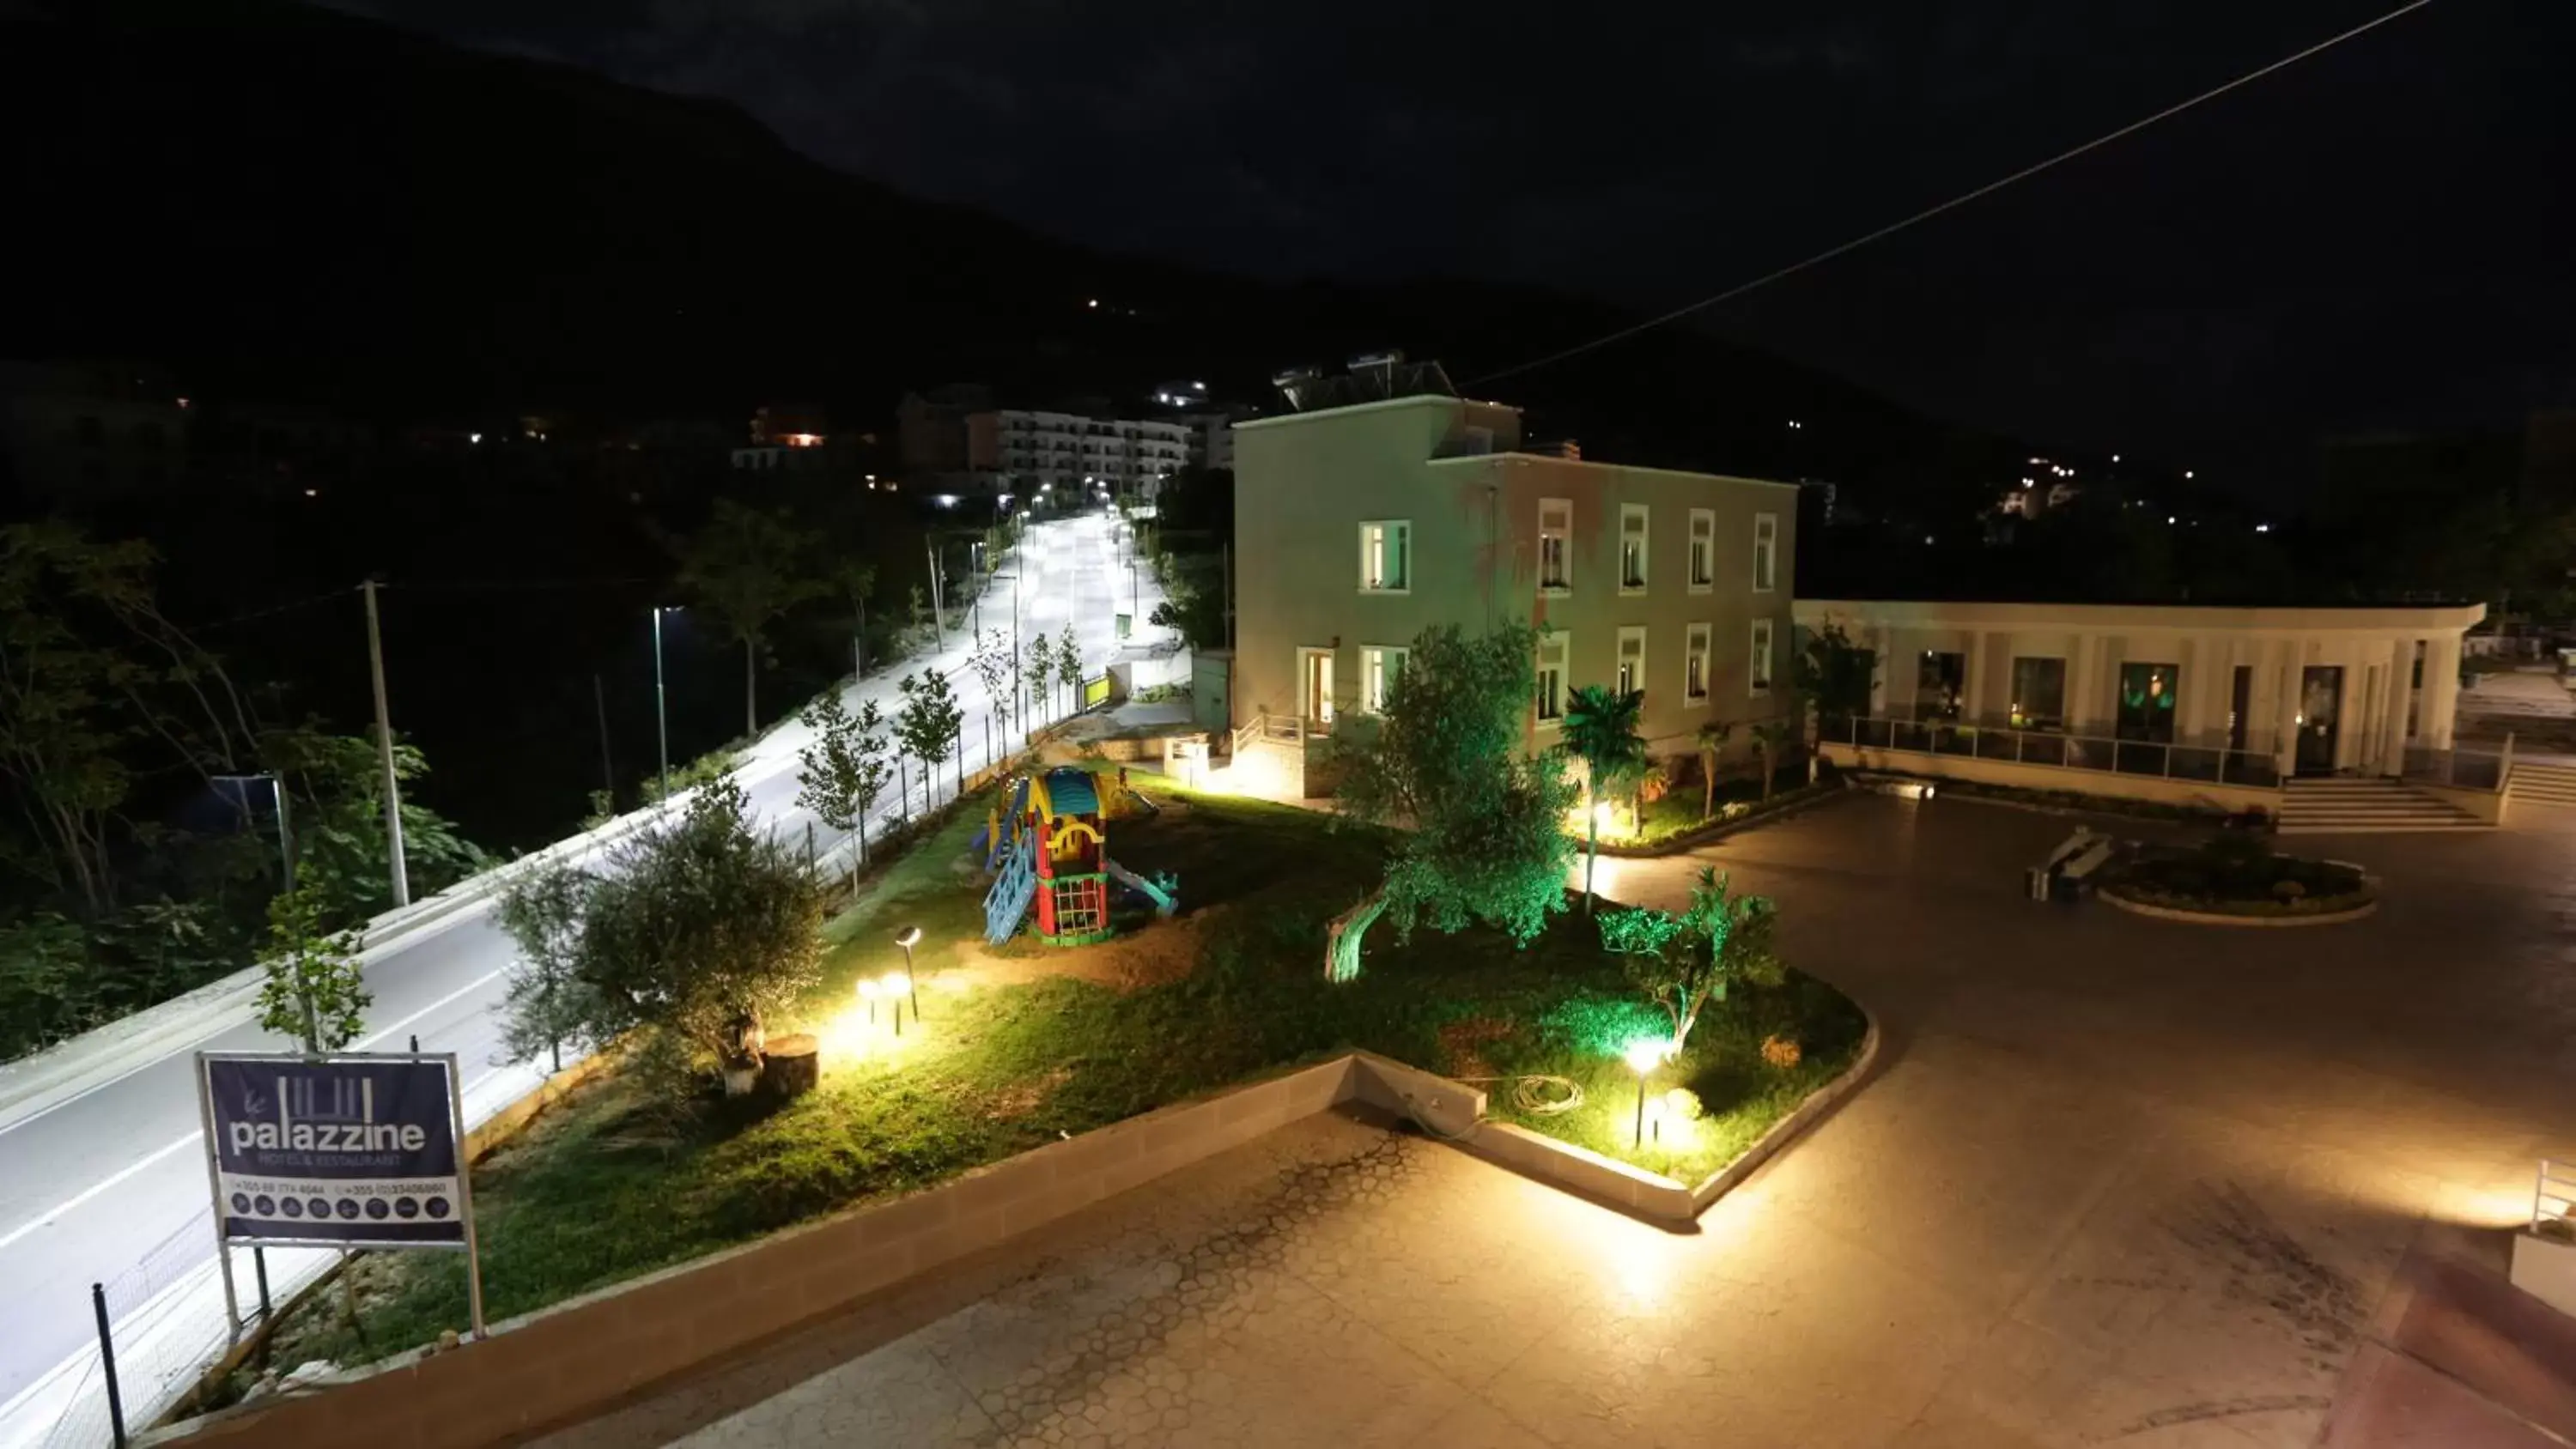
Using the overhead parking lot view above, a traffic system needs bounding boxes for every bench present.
[2028,829,2114,901]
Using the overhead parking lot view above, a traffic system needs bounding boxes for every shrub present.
[1759,1034,1802,1070]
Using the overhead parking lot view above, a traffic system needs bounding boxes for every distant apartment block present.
[966,408,1191,497]
[1228,360,1797,792]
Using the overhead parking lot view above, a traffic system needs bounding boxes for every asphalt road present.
[0,513,1160,1441]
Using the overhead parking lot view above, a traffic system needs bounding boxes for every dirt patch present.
[957,906,1224,993]
[1437,1016,1516,1079]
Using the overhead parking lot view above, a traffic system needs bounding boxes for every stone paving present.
[538,794,2576,1449]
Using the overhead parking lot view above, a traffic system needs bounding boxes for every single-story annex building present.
[1793,598,2501,830]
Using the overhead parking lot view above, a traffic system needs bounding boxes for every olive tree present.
[1327,622,1577,982]
[570,778,823,1094]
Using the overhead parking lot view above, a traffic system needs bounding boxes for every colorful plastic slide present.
[1102,858,1177,918]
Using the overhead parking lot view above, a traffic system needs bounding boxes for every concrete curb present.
[1689,1016,1880,1213]
[2096,886,2380,927]
[1354,1015,1881,1228]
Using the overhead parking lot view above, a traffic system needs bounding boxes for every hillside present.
[2,0,2014,505]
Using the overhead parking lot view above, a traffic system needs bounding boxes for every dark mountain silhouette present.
[4,0,2018,507]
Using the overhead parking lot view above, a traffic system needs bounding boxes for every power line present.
[1466,0,2439,388]
[185,588,350,634]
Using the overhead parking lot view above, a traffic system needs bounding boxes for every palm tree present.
[1562,684,1646,912]
[1751,718,1795,803]
[1696,719,1734,821]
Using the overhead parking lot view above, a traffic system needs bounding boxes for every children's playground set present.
[976,767,1179,947]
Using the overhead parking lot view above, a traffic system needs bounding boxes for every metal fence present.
[1820,714,2285,789]
[2398,743,2510,791]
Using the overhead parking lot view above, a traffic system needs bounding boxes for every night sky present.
[331,0,2571,480]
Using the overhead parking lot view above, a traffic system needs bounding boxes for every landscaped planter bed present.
[2098,837,2376,924]
[231,772,1870,1393]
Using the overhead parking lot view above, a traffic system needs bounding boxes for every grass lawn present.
[245,769,1863,1382]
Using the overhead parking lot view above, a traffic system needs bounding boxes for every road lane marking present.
[0,1131,198,1252]
[354,968,507,1052]
[0,968,507,1254]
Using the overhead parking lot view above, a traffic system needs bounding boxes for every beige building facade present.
[1797,597,2487,785]
[1230,392,1799,779]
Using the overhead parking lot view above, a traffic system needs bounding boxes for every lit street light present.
[213,773,295,893]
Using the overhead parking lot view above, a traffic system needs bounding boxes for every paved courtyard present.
[538,794,2576,1448]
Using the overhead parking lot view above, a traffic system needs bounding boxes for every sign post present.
[195,1052,484,1339]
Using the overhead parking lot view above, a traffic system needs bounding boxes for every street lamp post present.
[216,773,295,894]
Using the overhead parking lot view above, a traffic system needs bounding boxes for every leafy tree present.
[255,884,369,1053]
[968,630,1016,761]
[0,913,105,1058]
[829,560,877,682]
[1146,552,1228,649]
[262,728,491,931]
[1695,720,1734,821]
[1600,867,1782,1054]
[1329,622,1578,982]
[0,522,258,919]
[569,778,823,1092]
[1054,625,1083,714]
[1560,684,1646,912]
[678,500,826,736]
[1751,718,1795,803]
[795,694,891,891]
[496,859,598,1072]
[1795,618,1877,724]
[1025,635,1055,725]
[896,670,965,803]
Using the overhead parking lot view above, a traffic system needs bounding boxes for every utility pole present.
[926,537,949,653]
[592,674,615,802]
[653,606,672,802]
[360,580,410,907]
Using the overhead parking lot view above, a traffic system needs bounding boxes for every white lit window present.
[1753,512,1778,593]
[1360,646,1406,713]
[1536,631,1568,724]
[1750,617,1774,694]
[1619,505,1649,593]
[1358,520,1411,592]
[1685,622,1711,702]
[1617,626,1646,700]
[1688,509,1715,592]
[1538,497,1572,594]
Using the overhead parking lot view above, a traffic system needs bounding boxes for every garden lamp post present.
[894,926,923,1018]
[878,971,908,1035]
[857,976,879,1026]
[1624,1040,1663,1149]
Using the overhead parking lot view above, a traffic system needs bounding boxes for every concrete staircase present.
[2277,777,2488,834]
[2510,761,2576,809]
